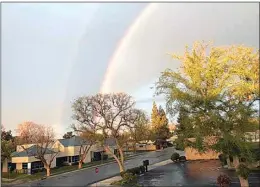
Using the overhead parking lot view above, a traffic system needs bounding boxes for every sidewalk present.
[88,159,172,186]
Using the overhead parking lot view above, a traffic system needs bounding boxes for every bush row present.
[120,165,146,177]
[171,153,186,162]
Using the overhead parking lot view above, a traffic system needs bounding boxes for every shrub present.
[236,164,251,179]
[139,165,145,174]
[121,172,137,184]
[175,143,184,151]
[171,153,180,162]
[120,171,126,177]
[126,167,141,175]
[179,156,186,162]
[217,174,231,187]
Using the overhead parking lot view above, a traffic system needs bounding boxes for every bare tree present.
[72,127,100,169]
[16,122,59,177]
[72,93,141,172]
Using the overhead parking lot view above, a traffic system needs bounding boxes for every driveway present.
[138,160,260,187]
[15,147,175,186]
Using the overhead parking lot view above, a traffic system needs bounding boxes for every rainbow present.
[100,3,157,94]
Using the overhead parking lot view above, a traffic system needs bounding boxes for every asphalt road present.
[16,147,175,187]
[138,159,260,187]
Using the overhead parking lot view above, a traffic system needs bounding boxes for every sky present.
[2,3,259,138]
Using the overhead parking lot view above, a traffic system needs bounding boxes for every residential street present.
[137,160,260,187]
[16,147,175,187]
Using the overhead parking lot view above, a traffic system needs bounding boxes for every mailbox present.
[143,160,149,166]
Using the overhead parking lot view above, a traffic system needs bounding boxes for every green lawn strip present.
[1,172,27,179]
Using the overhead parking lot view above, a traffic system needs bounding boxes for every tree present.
[72,128,101,169]
[1,126,13,141]
[1,126,16,164]
[156,42,259,187]
[151,102,160,129]
[72,93,141,172]
[130,110,151,152]
[1,140,15,163]
[62,131,75,139]
[16,122,59,177]
[150,104,171,143]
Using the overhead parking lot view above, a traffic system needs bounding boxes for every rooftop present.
[11,145,56,157]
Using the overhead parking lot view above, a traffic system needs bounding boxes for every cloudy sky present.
[2,3,259,137]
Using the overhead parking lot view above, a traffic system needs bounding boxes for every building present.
[9,136,114,174]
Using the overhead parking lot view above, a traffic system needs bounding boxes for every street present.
[137,160,260,187]
[16,147,175,187]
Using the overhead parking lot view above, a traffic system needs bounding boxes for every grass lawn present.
[1,172,27,179]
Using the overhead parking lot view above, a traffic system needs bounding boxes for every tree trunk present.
[118,147,124,164]
[238,176,249,187]
[78,160,83,169]
[105,146,125,172]
[45,165,51,177]
[226,157,233,169]
[118,160,125,172]
[233,156,240,169]
[133,143,136,153]
[233,156,249,187]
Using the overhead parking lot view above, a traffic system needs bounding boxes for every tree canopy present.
[156,41,259,187]
[63,131,75,139]
[151,102,171,141]
[72,93,144,172]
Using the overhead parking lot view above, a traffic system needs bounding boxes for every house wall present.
[52,141,64,152]
[66,146,75,156]
[12,154,57,169]
[16,163,22,170]
[185,147,220,160]
[12,157,29,163]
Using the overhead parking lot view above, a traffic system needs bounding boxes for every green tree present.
[156,41,259,187]
[1,126,15,164]
[1,126,13,141]
[151,101,160,129]
[150,104,171,144]
[62,131,75,139]
[130,110,150,152]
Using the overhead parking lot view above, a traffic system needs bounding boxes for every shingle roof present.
[11,145,56,157]
[58,136,92,147]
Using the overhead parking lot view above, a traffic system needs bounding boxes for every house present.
[11,144,57,174]
[9,136,115,174]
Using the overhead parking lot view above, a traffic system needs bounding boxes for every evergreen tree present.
[151,101,160,129]
[158,106,168,126]
[151,104,171,141]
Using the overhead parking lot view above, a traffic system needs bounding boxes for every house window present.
[22,163,28,169]
[72,155,79,163]
[32,161,44,169]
